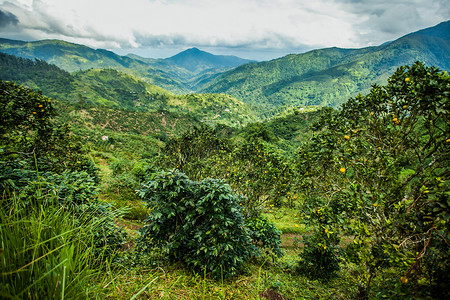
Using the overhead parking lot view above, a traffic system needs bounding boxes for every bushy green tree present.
[162,124,229,180]
[161,125,295,216]
[297,62,449,297]
[137,169,256,279]
[0,80,97,180]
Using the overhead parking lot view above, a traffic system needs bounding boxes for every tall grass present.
[0,193,118,299]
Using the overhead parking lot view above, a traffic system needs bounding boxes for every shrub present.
[245,215,283,260]
[297,229,341,281]
[1,168,98,207]
[137,169,257,279]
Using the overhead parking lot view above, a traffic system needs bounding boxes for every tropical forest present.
[0,20,449,299]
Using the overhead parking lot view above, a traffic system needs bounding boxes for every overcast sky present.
[0,0,449,60]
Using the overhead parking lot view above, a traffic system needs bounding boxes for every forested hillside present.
[200,20,450,109]
[0,52,257,127]
[0,39,253,94]
[1,19,449,299]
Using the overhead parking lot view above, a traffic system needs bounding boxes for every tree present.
[297,62,449,298]
[1,80,98,193]
[137,169,257,279]
[161,125,295,216]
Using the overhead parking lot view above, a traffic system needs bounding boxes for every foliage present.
[1,168,97,206]
[1,53,257,129]
[227,139,295,212]
[297,229,341,281]
[137,169,257,279]
[0,52,74,99]
[296,62,449,297]
[161,125,297,216]
[0,80,98,178]
[0,177,127,299]
[161,124,230,180]
[0,197,98,299]
[0,80,126,299]
[2,168,125,250]
[103,158,154,220]
[245,215,283,260]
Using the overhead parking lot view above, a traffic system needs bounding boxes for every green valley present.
[1,21,448,114]
[1,19,449,300]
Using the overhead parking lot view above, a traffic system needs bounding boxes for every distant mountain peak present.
[185,47,201,52]
[165,48,254,73]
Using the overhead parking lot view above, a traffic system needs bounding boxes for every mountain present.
[199,20,450,110]
[0,51,257,127]
[0,39,253,93]
[0,38,190,93]
[165,47,255,73]
[1,21,448,113]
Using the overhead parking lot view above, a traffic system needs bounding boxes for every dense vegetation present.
[200,21,450,110]
[0,81,126,298]
[0,39,253,94]
[296,62,449,298]
[1,60,448,299]
[1,20,449,298]
[0,52,258,129]
[2,20,448,114]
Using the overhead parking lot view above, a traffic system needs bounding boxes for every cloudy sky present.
[0,0,448,60]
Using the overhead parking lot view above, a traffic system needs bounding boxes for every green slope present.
[199,21,450,110]
[0,51,74,99]
[0,38,188,93]
[0,39,253,94]
[71,68,173,109]
[0,52,257,127]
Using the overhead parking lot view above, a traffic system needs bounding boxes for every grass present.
[95,242,359,299]
[262,206,307,234]
[0,188,371,299]
[93,205,361,300]
[0,195,108,299]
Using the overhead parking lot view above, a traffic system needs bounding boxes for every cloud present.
[0,9,19,27]
[0,0,449,59]
[335,0,450,45]
[0,0,359,49]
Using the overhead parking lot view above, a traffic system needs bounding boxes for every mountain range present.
[0,20,449,113]
[0,39,254,93]
[199,20,450,109]
[0,51,257,128]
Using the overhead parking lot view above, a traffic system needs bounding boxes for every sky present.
[0,0,449,61]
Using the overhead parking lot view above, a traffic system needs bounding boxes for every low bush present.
[245,215,283,260]
[297,229,341,281]
[137,169,283,279]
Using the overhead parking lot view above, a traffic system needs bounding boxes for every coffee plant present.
[137,169,283,279]
[161,125,296,217]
